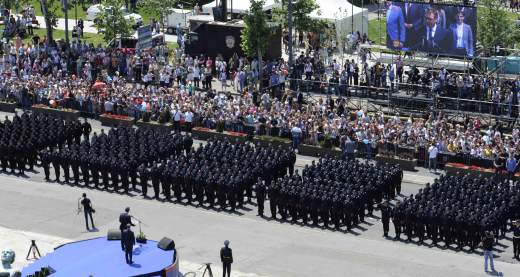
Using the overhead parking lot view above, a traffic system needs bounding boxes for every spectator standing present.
[184,109,193,132]
[291,125,302,151]
[506,154,517,181]
[428,142,438,173]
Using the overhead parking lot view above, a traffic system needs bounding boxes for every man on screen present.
[401,1,424,49]
[386,1,406,50]
[415,9,453,54]
[449,10,474,57]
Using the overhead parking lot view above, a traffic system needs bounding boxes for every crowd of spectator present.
[0,34,519,165]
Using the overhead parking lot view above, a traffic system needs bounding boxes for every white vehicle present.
[86,4,143,28]
[165,9,193,34]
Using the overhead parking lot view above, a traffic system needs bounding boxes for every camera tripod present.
[201,262,213,277]
[26,240,41,260]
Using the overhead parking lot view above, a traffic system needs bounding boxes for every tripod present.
[26,240,41,260]
[201,262,213,277]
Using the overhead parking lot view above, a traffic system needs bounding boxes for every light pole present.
[288,0,293,67]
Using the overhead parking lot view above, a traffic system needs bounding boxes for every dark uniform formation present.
[0,113,84,175]
[41,127,182,193]
[392,175,520,251]
[263,158,403,230]
[152,139,295,210]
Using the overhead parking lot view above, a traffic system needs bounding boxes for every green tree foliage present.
[94,0,133,43]
[478,0,520,55]
[138,0,178,27]
[272,0,327,33]
[241,0,272,90]
[40,0,59,42]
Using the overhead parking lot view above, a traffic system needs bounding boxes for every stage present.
[22,237,178,277]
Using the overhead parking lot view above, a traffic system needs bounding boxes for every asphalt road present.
[0,111,519,276]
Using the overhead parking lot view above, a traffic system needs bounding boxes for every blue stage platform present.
[22,237,179,277]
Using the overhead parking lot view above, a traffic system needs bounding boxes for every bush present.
[216,120,225,133]
[320,135,333,149]
[142,112,151,122]
[158,108,171,124]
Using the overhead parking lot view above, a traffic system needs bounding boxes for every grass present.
[0,26,106,46]
[367,18,386,46]
[27,0,88,20]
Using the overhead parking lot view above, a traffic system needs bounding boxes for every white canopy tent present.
[202,0,277,14]
[311,0,369,41]
[203,0,368,34]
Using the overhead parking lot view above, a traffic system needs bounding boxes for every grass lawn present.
[1,26,178,49]
[0,27,106,46]
[367,18,386,46]
[21,1,162,26]
[27,0,88,20]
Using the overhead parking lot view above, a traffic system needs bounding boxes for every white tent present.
[311,0,369,40]
[202,0,277,14]
[203,0,368,35]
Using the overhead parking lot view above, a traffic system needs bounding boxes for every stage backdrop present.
[385,1,477,58]
[185,20,282,62]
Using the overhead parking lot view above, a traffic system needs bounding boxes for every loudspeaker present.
[157,237,175,250]
[107,229,121,240]
[212,7,223,21]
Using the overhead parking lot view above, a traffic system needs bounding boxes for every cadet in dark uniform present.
[51,150,61,182]
[40,150,51,181]
[380,200,391,237]
[138,164,149,198]
[220,240,233,277]
[256,178,267,217]
[513,220,520,259]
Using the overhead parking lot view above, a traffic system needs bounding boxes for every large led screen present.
[385,1,477,57]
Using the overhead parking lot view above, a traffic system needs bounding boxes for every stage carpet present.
[22,237,176,277]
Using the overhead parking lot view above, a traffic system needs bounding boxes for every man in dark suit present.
[119,207,135,250]
[415,9,453,54]
[220,240,233,277]
[121,224,135,264]
[401,1,424,49]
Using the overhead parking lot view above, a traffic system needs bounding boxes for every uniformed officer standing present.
[256,178,267,217]
[513,220,520,260]
[220,240,233,277]
[138,164,149,198]
[380,200,391,237]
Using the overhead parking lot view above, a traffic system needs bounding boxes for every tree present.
[139,0,178,28]
[478,0,520,55]
[241,0,272,91]
[94,0,134,43]
[40,0,59,43]
[272,0,327,33]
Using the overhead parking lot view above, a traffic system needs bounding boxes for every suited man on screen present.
[415,9,453,54]
[449,10,474,57]
[401,1,424,48]
[386,1,406,50]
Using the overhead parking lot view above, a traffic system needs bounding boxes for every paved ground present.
[0,111,519,276]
